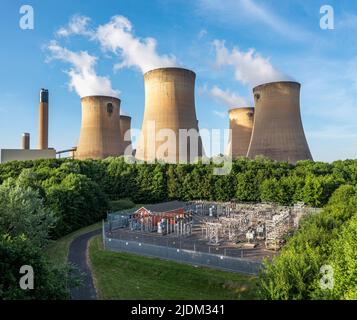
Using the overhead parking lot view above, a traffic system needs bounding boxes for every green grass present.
[89,236,258,300]
[45,221,102,266]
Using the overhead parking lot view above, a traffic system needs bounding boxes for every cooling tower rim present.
[81,95,121,102]
[144,67,196,77]
[253,81,301,92]
[228,107,254,114]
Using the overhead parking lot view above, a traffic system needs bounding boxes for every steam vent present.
[136,67,203,163]
[76,96,122,160]
[227,107,254,159]
[247,81,312,164]
[119,115,133,156]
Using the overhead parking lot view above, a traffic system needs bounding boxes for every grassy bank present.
[89,236,258,300]
[45,221,102,266]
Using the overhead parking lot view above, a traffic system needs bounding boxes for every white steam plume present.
[46,41,118,98]
[57,15,178,74]
[213,40,291,87]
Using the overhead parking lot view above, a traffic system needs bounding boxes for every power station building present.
[75,96,122,160]
[119,115,133,156]
[247,81,312,164]
[227,107,255,159]
[136,67,203,164]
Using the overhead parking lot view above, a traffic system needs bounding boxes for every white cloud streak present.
[57,15,92,37]
[197,0,311,41]
[46,40,118,98]
[213,40,291,87]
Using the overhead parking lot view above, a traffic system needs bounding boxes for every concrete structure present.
[22,133,30,150]
[247,81,312,164]
[0,149,56,164]
[227,108,254,159]
[38,89,49,149]
[119,115,133,156]
[75,95,122,160]
[136,67,203,163]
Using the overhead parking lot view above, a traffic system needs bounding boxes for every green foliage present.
[45,173,109,238]
[0,171,56,248]
[0,235,70,299]
[258,184,357,300]
[109,198,135,212]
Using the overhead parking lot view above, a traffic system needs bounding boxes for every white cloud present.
[57,15,93,37]
[213,40,291,87]
[210,86,247,108]
[46,40,118,98]
[212,110,227,118]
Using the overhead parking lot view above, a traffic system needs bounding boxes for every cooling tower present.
[22,133,30,150]
[38,88,49,149]
[75,96,122,160]
[136,67,203,163]
[247,81,312,164]
[119,115,132,156]
[227,107,254,159]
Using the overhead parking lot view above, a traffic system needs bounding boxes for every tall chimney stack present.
[22,133,30,150]
[38,88,49,149]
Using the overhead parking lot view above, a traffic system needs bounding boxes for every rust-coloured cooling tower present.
[227,107,254,159]
[22,133,30,150]
[136,67,203,163]
[119,115,132,156]
[38,88,49,149]
[75,96,122,160]
[247,81,312,163]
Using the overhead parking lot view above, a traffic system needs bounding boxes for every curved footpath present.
[68,229,101,300]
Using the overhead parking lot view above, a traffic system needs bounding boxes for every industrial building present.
[136,67,204,164]
[247,81,312,163]
[119,115,133,156]
[0,89,56,164]
[227,107,255,159]
[75,95,122,160]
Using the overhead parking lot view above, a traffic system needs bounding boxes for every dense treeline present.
[259,184,357,300]
[1,156,357,299]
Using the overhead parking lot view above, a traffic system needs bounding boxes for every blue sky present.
[0,0,357,162]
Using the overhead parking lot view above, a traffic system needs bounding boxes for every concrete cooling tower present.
[136,67,203,163]
[38,88,49,149]
[247,81,312,164]
[75,96,122,160]
[227,107,254,159]
[119,115,132,156]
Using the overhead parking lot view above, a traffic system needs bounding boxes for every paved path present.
[68,229,101,300]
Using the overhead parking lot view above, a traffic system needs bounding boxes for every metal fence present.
[103,226,262,275]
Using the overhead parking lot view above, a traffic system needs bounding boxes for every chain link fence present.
[103,221,262,275]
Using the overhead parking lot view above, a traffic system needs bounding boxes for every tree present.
[0,174,56,248]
